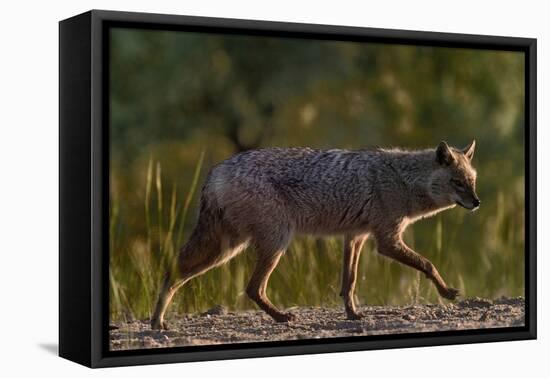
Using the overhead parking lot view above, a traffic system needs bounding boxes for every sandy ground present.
[110,297,524,350]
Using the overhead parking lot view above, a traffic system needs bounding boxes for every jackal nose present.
[472,198,481,208]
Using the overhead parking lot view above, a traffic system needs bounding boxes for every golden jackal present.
[151,140,479,329]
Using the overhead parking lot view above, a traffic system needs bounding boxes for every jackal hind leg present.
[151,272,184,330]
[151,235,244,330]
[246,226,295,323]
[375,234,460,301]
[341,234,368,320]
[246,249,296,322]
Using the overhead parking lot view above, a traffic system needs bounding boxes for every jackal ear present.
[462,140,476,161]
[436,141,454,165]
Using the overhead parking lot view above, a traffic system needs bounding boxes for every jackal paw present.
[440,287,460,300]
[273,312,296,323]
[151,319,169,330]
[346,311,363,320]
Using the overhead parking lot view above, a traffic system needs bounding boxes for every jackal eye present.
[451,178,464,188]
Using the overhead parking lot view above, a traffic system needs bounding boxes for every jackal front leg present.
[375,235,460,300]
[340,234,367,320]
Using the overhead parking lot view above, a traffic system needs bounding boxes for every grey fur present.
[151,141,479,328]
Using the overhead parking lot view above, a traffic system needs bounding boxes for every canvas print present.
[108,27,526,351]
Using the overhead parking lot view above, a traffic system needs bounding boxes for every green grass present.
[109,155,525,322]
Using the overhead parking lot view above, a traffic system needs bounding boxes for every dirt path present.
[110,297,524,350]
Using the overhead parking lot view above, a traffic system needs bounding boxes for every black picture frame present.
[59,9,537,368]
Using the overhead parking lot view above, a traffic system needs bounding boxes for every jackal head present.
[430,140,480,211]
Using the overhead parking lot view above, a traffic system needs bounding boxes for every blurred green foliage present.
[109,28,525,321]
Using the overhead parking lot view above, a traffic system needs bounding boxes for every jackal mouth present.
[456,200,478,211]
